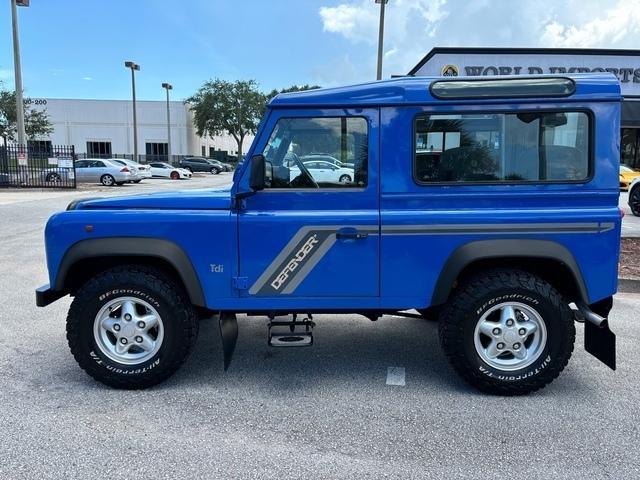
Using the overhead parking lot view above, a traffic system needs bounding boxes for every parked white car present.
[110,159,152,182]
[148,162,192,180]
[290,160,355,184]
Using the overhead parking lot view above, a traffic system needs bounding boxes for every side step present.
[268,314,315,347]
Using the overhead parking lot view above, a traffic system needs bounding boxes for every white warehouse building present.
[29,98,253,160]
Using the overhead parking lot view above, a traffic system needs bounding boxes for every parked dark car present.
[208,158,234,172]
[179,157,221,174]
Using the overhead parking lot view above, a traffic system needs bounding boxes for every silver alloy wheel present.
[339,175,351,183]
[101,175,114,186]
[473,301,547,371]
[93,296,164,365]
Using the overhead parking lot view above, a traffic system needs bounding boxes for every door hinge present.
[232,276,249,290]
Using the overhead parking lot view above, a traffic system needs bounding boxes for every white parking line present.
[386,366,406,386]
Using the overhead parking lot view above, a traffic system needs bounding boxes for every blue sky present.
[1,0,639,101]
[0,0,363,101]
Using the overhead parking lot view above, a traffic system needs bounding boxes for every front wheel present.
[629,185,640,216]
[210,167,219,175]
[339,174,352,183]
[438,269,575,395]
[170,171,180,180]
[66,266,199,389]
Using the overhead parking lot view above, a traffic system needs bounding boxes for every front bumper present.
[36,284,66,307]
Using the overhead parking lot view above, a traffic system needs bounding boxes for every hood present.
[69,188,232,211]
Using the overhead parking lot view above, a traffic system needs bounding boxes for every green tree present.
[187,79,265,161]
[265,84,321,102]
[0,84,53,145]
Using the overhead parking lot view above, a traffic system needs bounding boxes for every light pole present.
[161,83,172,162]
[375,0,389,80]
[124,61,140,160]
[11,0,29,146]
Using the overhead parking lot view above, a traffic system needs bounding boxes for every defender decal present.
[271,234,320,291]
[249,225,378,296]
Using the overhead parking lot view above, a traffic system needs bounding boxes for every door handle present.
[336,230,369,240]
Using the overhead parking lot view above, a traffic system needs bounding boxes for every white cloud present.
[82,76,93,81]
[541,0,640,47]
[319,4,378,44]
[316,0,640,83]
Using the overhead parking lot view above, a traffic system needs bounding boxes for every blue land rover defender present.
[36,74,621,395]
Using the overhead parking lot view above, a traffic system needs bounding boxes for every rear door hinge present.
[232,276,249,290]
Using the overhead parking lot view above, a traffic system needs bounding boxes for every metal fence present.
[0,144,76,188]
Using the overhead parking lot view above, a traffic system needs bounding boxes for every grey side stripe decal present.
[381,222,615,235]
[249,221,614,296]
[249,225,378,296]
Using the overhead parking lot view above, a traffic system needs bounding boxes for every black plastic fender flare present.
[431,239,589,305]
[54,237,206,307]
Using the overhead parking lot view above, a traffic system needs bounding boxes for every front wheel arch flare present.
[55,238,206,307]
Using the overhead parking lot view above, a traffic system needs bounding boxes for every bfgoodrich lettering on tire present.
[66,266,198,389]
[438,268,575,395]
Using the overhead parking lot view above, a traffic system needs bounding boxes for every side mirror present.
[249,154,266,190]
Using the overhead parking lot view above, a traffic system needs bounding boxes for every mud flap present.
[218,312,238,371]
[584,320,616,370]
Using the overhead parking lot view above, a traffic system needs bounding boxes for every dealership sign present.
[412,50,640,96]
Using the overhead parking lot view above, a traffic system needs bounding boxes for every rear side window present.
[414,111,590,184]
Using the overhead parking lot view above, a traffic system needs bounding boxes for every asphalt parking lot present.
[1,176,639,479]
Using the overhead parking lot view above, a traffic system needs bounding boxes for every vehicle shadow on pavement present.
[160,313,593,397]
[167,314,477,393]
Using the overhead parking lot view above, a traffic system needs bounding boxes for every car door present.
[74,160,89,181]
[89,160,106,182]
[237,109,379,300]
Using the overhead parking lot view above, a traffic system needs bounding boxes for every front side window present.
[262,117,368,188]
[414,111,590,183]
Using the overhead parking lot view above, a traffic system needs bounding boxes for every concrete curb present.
[618,278,640,294]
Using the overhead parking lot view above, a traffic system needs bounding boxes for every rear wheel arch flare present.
[431,239,589,305]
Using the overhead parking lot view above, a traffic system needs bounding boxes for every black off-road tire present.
[438,268,575,395]
[66,266,199,389]
[629,185,640,216]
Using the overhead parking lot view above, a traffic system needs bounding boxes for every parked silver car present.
[74,158,132,186]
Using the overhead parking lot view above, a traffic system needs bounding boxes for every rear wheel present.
[46,172,61,183]
[100,174,115,186]
[438,268,575,395]
[630,185,640,216]
[66,266,198,389]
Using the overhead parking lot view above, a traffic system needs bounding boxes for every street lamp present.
[124,61,140,160]
[11,0,30,146]
[161,83,173,162]
[375,0,389,80]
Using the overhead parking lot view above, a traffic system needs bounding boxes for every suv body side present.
[45,76,621,314]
